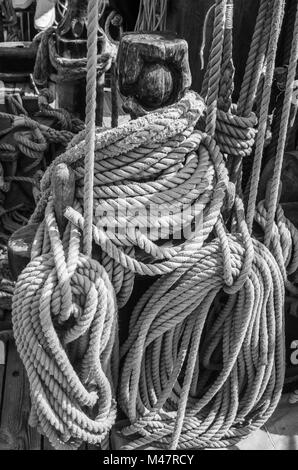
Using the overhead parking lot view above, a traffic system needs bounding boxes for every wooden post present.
[8,163,75,280]
[53,0,88,119]
[117,32,192,117]
[54,0,107,124]
[51,163,76,235]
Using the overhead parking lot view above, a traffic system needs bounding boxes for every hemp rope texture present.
[13,88,225,449]
[10,0,298,452]
[246,0,286,234]
[117,0,298,450]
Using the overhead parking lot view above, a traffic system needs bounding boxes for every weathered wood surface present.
[118,32,191,113]
[111,0,260,96]
[0,338,94,450]
[0,340,41,450]
[52,163,76,235]
[8,163,75,280]
[53,0,108,123]
[1,339,298,450]
[7,223,39,281]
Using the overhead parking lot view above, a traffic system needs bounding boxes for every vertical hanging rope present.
[246,0,286,234]
[237,0,273,117]
[230,0,274,189]
[83,0,100,257]
[134,0,168,32]
[264,0,298,246]
[217,0,234,113]
[266,0,298,161]
[205,0,227,136]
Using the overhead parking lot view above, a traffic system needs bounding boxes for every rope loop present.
[33,26,116,88]
[12,198,118,449]
[216,106,258,158]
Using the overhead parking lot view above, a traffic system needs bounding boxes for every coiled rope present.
[12,78,232,449]
[33,15,116,89]
[12,0,118,450]
[11,0,298,451]
[117,0,298,450]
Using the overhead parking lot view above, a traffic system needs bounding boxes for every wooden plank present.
[0,341,5,367]
[0,340,6,427]
[0,340,41,450]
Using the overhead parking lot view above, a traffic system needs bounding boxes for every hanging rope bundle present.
[11,0,118,450]
[12,201,118,449]
[201,0,260,186]
[118,200,290,450]
[116,0,298,450]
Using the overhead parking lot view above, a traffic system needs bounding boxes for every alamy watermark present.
[95,200,205,244]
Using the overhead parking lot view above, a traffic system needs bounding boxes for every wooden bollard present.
[8,163,75,280]
[117,32,192,117]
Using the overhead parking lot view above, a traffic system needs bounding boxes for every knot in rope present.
[12,198,118,450]
[215,106,258,158]
[14,123,48,173]
[37,88,74,131]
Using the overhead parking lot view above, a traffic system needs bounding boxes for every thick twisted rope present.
[205,0,227,136]
[246,0,286,233]
[229,0,274,188]
[84,0,100,256]
[202,0,258,186]
[264,0,298,246]
[13,90,229,449]
[118,194,297,449]
[134,0,168,32]
[116,0,294,451]
[32,92,225,301]
[12,200,118,449]
[237,0,274,117]
[11,0,295,451]
[33,24,116,88]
